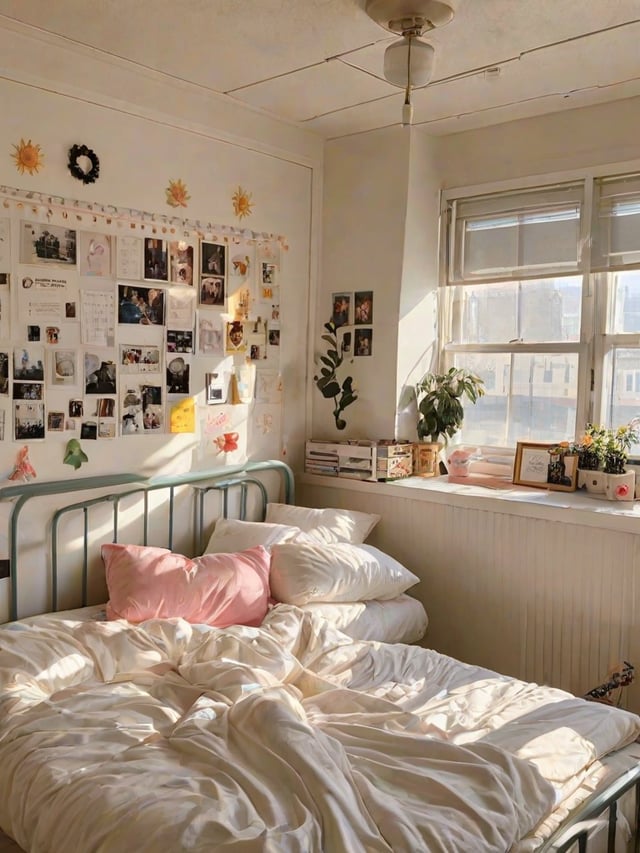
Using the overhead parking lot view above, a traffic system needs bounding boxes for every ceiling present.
[1,0,640,140]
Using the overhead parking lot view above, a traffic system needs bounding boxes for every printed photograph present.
[69,399,83,418]
[205,372,226,404]
[84,354,117,395]
[225,320,247,354]
[0,352,8,394]
[142,384,163,431]
[45,326,60,345]
[0,274,9,287]
[120,345,161,373]
[13,382,43,400]
[14,401,45,440]
[331,293,351,328]
[261,262,277,287]
[121,387,143,435]
[200,276,225,307]
[166,329,193,353]
[354,290,373,325]
[144,238,169,281]
[200,242,226,278]
[14,346,44,381]
[169,241,195,285]
[354,327,373,356]
[47,411,65,432]
[118,285,165,326]
[20,221,77,265]
[27,326,40,342]
[166,356,190,395]
[80,421,98,440]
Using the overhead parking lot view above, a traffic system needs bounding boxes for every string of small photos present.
[0,184,289,250]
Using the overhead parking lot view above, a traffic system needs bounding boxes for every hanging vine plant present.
[67,144,100,185]
[314,320,357,430]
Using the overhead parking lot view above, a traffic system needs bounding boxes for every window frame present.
[438,172,640,449]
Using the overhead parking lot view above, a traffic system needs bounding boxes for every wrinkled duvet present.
[1,606,639,853]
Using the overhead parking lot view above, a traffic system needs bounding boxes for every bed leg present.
[607,800,616,852]
[635,779,640,853]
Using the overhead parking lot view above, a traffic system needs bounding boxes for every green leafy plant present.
[415,367,485,443]
[314,321,357,430]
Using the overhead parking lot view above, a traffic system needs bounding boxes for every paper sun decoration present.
[11,138,44,176]
[232,186,254,220]
[165,179,190,208]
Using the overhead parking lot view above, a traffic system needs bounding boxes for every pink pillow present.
[102,543,270,627]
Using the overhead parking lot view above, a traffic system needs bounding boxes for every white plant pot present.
[604,470,635,502]
[579,469,607,494]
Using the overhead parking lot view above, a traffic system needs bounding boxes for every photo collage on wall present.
[331,290,373,357]
[0,211,284,442]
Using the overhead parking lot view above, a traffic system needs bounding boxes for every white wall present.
[0,22,321,483]
[0,21,322,620]
[314,127,410,440]
[434,94,640,188]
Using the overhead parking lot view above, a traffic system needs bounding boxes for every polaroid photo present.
[201,241,226,278]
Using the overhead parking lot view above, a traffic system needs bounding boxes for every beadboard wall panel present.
[298,480,640,713]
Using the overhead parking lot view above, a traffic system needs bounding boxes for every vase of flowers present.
[576,424,607,471]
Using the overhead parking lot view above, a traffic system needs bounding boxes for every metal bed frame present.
[0,458,638,852]
[0,459,294,623]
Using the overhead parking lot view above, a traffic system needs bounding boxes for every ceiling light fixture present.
[365,0,454,126]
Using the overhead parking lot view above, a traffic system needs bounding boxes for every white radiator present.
[298,479,640,713]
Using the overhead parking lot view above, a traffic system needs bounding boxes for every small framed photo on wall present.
[354,290,373,324]
[354,327,372,356]
[331,292,351,328]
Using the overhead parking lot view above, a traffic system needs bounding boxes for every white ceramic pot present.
[580,469,607,494]
[604,470,635,502]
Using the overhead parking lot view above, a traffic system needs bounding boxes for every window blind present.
[448,183,584,284]
[592,174,640,270]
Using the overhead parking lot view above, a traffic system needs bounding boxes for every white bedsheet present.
[0,606,639,852]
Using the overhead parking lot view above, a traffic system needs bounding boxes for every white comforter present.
[0,606,639,853]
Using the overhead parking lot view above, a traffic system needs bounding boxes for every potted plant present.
[576,424,607,471]
[603,423,639,475]
[414,367,485,476]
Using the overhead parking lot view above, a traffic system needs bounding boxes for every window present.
[441,173,640,452]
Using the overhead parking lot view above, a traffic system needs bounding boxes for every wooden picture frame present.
[513,441,579,491]
[513,441,553,488]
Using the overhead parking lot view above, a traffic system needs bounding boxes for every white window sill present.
[298,472,640,534]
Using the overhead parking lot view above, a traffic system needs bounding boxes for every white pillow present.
[269,542,419,605]
[203,518,306,554]
[265,502,380,545]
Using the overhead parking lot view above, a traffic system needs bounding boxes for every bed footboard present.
[539,762,640,852]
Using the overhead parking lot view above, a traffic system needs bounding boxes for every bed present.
[0,459,638,853]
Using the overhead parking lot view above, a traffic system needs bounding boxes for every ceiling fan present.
[365,0,455,125]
